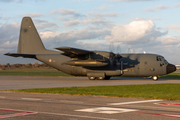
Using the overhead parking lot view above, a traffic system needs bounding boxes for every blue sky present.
[0,0,180,64]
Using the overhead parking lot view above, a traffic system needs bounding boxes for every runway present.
[0,76,180,90]
[1,76,180,119]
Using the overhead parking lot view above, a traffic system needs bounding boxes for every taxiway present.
[1,76,180,119]
[0,92,180,120]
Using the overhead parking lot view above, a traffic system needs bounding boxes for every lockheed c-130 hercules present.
[5,17,176,81]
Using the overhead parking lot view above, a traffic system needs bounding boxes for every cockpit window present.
[157,56,168,64]
[157,56,162,61]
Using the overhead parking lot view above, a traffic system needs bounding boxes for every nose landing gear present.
[152,76,158,81]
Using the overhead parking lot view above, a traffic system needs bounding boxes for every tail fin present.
[17,17,46,54]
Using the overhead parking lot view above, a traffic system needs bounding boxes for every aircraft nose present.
[166,64,176,74]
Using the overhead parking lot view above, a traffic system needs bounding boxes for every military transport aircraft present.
[5,17,176,81]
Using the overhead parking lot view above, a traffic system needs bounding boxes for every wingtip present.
[4,53,10,56]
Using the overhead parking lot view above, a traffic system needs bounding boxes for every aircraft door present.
[139,55,146,76]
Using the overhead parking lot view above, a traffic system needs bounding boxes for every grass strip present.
[6,84,180,100]
[0,72,72,77]
[160,73,180,79]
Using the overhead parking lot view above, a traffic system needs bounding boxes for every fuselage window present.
[157,56,163,61]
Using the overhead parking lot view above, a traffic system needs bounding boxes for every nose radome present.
[167,64,176,74]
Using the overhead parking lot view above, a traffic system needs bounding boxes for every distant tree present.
[6,63,10,68]
[28,63,32,66]
[34,62,39,67]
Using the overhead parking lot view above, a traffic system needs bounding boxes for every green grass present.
[6,84,180,100]
[0,68,72,76]
[160,73,180,79]
[0,71,71,76]
[1,68,58,72]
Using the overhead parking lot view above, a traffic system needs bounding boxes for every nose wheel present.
[152,76,158,81]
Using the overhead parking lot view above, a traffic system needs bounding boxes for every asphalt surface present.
[0,92,180,120]
[0,76,180,119]
[0,76,180,90]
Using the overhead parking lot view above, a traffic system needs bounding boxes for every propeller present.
[109,43,122,69]
[109,42,115,67]
[115,44,122,69]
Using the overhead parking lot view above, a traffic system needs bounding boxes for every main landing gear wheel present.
[88,76,96,80]
[96,77,105,80]
[152,76,158,81]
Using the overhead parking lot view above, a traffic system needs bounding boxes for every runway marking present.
[155,103,180,106]
[108,100,162,105]
[75,107,138,114]
[138,112,180,118]
[0,108,37,118]
[0,108,116,120]
[0,96,5,98]
[22,98,42,101]
[41,111,117,120]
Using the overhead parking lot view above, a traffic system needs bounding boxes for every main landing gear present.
[88,76,111,80]
[152,76,158,81]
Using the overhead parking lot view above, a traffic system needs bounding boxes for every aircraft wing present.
[4,53,37,59]
[55,47,93,58]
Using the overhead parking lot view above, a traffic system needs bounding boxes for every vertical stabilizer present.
[17,17,46,54]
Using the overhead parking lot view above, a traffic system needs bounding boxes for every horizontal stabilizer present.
[55,47,93,58]
[4,53,36,59]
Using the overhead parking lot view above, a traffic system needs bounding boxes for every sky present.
[0,0,180,65]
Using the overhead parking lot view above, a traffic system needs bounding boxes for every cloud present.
[88,12,121,18]
[128,17,161,21]
[40,28,110,42]
[33,19,59,30]
[62,12,119,27]
[96,4,113,11]
[22,13,43,18]
[64,20,81,26]
[64,18,113,27]
[75,40,109,50]
[50,8,85,18]
[158,35,180,45]
[0,23,20,53]
[144,5,170,12]
[166,25,180,31]
[174,3,180,8]
[105,20,167,44]
[4,17,11,20]
[0,0,15,2]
